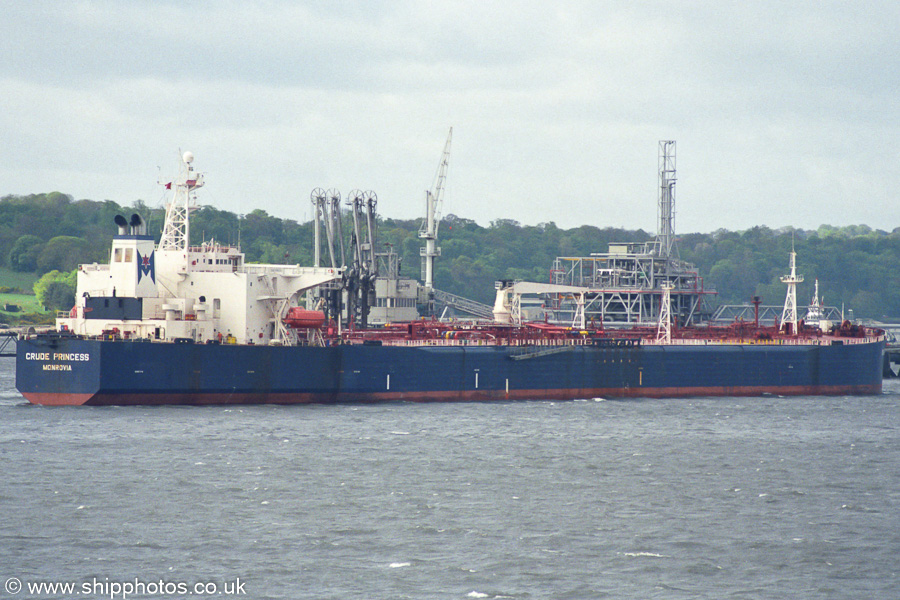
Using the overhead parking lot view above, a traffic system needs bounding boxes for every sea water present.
[0,358,897,599]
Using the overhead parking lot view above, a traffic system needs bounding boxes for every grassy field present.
[0,267,38,291]
[1,291,43,312]
[0,267,48,323]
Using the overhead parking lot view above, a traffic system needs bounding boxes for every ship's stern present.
[16,336,101,406]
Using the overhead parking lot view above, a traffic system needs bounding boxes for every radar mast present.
[158,151,204,254]
[780,239,804,334]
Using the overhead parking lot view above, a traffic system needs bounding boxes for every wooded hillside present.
[3,193,899,319]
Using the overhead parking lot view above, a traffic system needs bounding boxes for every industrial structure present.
[306,128,492,326]
[546,141,716,326]
[308,138,837,333]
[419,128,452,299]
[308,187,384,328]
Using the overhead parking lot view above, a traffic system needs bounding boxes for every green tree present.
[7,234,44,272]
[5,193,900,319]
[34,270,77,311]
[36,236,93,274]
[43,281,76,311]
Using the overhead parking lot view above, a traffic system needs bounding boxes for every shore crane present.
[419,128,452,296]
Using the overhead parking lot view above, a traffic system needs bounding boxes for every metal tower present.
[656,140,677,259]
[419,128,452,291]
[780,243,804,334]
[549,141,715,327]
[656,283,673,343]
[158,151,204,253]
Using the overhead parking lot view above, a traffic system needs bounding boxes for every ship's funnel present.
[129,213,145,235]
[114,214,128,235]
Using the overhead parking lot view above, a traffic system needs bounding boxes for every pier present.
[0,332,16,357]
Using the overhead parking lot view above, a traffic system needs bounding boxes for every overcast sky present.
[1,1,897,233]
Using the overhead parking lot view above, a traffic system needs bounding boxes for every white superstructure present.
[57,153,343,345]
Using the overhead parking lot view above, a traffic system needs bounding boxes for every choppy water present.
[1,358,898,599]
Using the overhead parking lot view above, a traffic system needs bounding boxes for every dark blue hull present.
[16,336,884,405]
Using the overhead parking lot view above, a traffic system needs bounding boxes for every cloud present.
[1,0,898,233]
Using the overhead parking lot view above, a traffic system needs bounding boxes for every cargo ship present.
[15,151,885,406]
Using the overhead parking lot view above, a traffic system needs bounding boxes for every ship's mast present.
[158,151,204,255]
[656,283,673,343]
[780,240,804,334]
[419,128,452,292]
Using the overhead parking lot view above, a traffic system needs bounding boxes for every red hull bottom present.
[23,383,883,407]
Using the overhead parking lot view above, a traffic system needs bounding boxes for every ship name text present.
[25,352,91,362]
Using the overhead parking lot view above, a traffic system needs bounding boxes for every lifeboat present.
[283,307,326,329]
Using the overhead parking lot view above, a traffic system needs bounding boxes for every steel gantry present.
[546,141,715,326]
